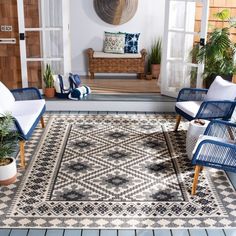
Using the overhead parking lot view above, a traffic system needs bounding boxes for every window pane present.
[44,0,63,27]
[44,31,63,58]
[169,1,186,30]
[24,0,41,28]
[27,61,42,88]
[26,31,42,58]
[50,61,63,75]
[166,62,184,91]
[168,32,184,59]
[186,2,197,32]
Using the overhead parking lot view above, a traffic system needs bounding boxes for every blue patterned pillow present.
[124,33,140,53]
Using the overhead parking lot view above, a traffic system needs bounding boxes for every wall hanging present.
[94,0,138,25]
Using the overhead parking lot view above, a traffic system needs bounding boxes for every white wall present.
[70,0,165,75]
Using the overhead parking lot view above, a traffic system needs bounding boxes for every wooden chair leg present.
[174,115,181,131]
[40,116,45,128]
[19,140,25,168]
[191,165,201,195]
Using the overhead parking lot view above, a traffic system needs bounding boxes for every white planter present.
[0,157,17,185]
[186,120,210,160]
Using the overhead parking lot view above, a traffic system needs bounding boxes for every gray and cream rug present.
[0,113,235,228]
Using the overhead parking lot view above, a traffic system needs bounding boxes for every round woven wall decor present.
[94,0,138,25]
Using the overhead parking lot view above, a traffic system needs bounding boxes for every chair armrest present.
[177,88,208,102]
[204,119,236,140]
[11,87,42,101]
[196,100,236,120]
[192,138,236,172]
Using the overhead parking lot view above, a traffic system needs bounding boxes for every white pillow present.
[205,76,236,101]
[0,82,15,115]
[104,32,125,54]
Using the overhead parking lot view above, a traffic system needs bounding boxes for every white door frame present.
[17,0,71,88]
[160,0,209,98]
[17,0,28,88]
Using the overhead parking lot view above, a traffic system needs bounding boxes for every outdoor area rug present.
[0,113,235,229]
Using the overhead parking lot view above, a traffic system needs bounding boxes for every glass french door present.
[17,0,71,89]
[160,0,209,97]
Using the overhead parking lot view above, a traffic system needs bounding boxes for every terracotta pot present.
[0,157,17,186]
[151,64,160,79]
[233,75,236,84]
[44,87,55,98]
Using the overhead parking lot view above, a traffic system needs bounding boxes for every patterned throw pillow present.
[124,33,140,53]
[104,32,125,54]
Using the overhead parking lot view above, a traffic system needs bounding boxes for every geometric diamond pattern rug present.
[0,113,235,228]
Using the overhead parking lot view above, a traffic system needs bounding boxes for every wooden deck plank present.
[64,229,82,236]
[118,229,135,236]
[189,229,207,236]
[10,229,28,236]
[80,76,160,94]
[224,229,236,236]
[206,229,225,236]
[136,229,153,236]
[82,229,100,236]
[46,229,64,236]
[0,229,11,236]
[100,229,117,236]
[28,229,47,236]
[154,229,171,236]
[171,229,189,236]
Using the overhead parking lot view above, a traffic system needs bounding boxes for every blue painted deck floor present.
[0,229,236,236]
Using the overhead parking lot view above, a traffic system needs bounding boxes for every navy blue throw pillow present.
[124,33,140,53]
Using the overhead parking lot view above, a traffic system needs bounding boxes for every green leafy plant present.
[190,9,236,82]
[0,113,18,164]
[43,64,54,88]
[149,38,162,65]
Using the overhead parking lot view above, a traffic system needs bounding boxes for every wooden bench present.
[87,48,147,79]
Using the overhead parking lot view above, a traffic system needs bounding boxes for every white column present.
[17,0,28,88]
[62,0,71,76]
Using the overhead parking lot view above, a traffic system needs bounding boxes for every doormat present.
[0,114,235,228]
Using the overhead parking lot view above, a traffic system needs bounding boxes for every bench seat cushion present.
[12,100,45,135]
[93,51,142,58]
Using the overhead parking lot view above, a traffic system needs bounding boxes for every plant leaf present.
[214,9,230,21]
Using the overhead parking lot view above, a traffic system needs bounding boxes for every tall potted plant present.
[0,113,18,186]
[190,9,236,88]
[43,64,55,98]
[149,38,162,79]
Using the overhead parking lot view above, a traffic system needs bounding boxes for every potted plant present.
[43,64,55,98]
[190,9,236,88]
[149,38,162,79]
[0,113,18,186]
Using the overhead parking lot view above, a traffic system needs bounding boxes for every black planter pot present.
[205,74,233,89]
